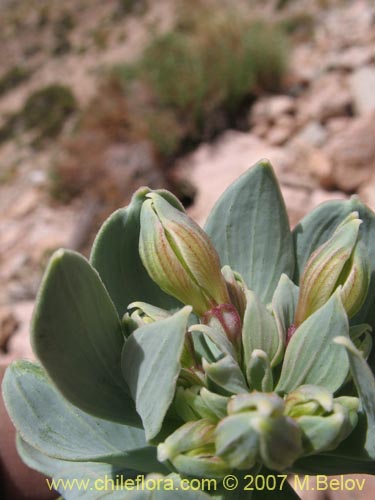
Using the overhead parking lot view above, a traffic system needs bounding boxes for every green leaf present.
[205,160,294,303]
[242,290,280,370]
[19,437,214,499]
[90,188,181,317]
[276,292,349,393]
[203,355,248,395]
[17,436,141,499]
[2,361,164,473]
[334,336,375,458]
[271,274,299,354]
[18,439,214,499]
[293,198,375,332]
[31,249,139,425]
[122,307,191,440]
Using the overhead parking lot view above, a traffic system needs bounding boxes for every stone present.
[279,185,311,228]
[249,95,295,125]
[267,115,296,146]
[309,189,349,209]
[2,301,35,363]
[349,65,375,115]
[306,148,335,190]
[324,113,375,192]
[297,73,352,122]
[326,117,352,135]
[292,121,328,148]
[325,46,374,71]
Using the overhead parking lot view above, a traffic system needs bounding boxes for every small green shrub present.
[114,14,288,155]
[0,66,32,97]
[0,84,77,145]
[21,84,77,139]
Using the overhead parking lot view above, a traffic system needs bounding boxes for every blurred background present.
[0,0,374,495]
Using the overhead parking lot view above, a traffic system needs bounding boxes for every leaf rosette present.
[2,160,375,499]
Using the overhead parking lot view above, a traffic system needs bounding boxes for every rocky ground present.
[0,0,374,369]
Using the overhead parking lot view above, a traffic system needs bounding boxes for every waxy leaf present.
[334,336,375,458]
[242,289,280,368]
[203,356,248,395]
[122,307,191,440]
[90,188,181,317]
[276,293,349,393]
[2,362,163,472]
[271,274,299,357]
[205,160,294,303]
[31,250,139,425]
[17,437,141,500]
[18,439,212,500]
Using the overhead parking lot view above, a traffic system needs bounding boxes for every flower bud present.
[157,419,216,463]
[285,385,334,418]
[221,265,247,318]
[216,392,302,470]
[295,212,369,325]
[157,419,231,478]
[139,193,230,315]
[202,303,242,354]
[296,400,359,454]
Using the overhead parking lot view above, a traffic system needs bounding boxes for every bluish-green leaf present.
[276,292,349,393]
[90,188,182,317]
[242,290,280,370]
[17,436,141,499]
[334,336,375,458]
[203,356,248,395]
[31,249,139,425]
[2,361,164,473]
[205,160,294,303]
[18,440,214,499]
[122,307,191,440]
[293,198,375,333]
[271,274,299,357]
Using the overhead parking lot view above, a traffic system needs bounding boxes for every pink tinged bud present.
[202,304,242,352]
[139,193,229,315]
[295,212,367,326]
[221,265,247,319]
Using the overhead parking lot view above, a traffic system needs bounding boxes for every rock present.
[286,139,335,189]
[279,185,311,228]
[325,46,375,71]
[309,189,349,209]
[324,113,375,192]
[267,115,296,146]
[251,121,269,139]
[297,73,352,122]
[1,301,35,363]
[349,65,375,115]
[326,117,352,135]
[292,121,328,148]
[249,95,295,125]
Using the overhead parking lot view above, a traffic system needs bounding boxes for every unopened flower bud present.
[157,419,216,463]
[202,303,242,354]
[158,419,230,478]
[216,392,302,470]
[295,212,369,325]
[139,193,230,315]
[221,265,247,318]
[285,385,333,418]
